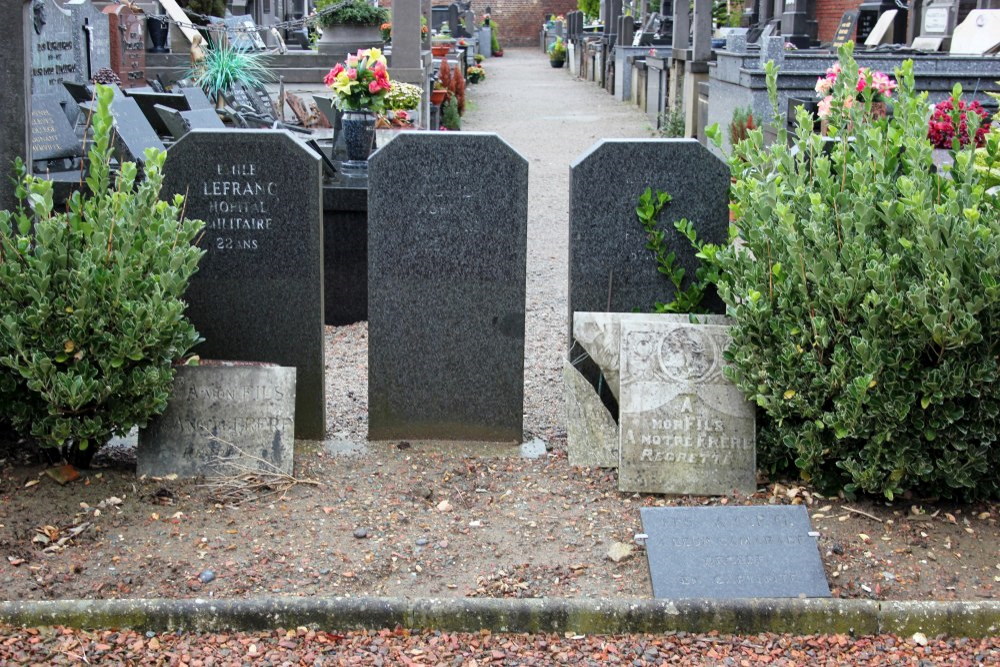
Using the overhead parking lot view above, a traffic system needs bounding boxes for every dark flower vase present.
[550,58,565,68]
[148,17,170,53]
[341,109,377,169]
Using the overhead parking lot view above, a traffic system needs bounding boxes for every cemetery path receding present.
[327,47,653,445]
[461,47,654,445]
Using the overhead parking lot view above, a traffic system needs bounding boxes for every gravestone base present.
[138,364,297,478]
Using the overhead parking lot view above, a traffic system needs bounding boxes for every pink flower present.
[817,95,833,119]
[815,77,832,95]
[324,63,344,86]
[346,68,357,80]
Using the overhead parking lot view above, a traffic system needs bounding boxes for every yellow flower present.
[331,71,354,96]
[366,47,387,68]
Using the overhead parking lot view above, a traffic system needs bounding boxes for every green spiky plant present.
[190,40,273,104]
[0,85,205,468]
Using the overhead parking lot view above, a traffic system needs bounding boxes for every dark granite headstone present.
[109,94,165,164]
[180,86,214,110]
[368,133,528,442]
[156,105,222,140]
[65,0,110,80]
[568,139,729,341]
[832,10,860,47]
[126,89,188,135]
[31,94,81,160]
[138,364,296,478]
[162,130,325,440]
[30,0,83,103]
[640,506,831,599]
[104,4,146,89]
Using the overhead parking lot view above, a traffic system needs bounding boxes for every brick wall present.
[381,1,579,47]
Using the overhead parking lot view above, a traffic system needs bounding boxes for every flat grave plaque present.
[640,505,831,599]
[110,95,165,164]
[832,10,859,47]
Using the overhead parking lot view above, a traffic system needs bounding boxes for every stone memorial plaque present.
[568,140,729,342]
[565,358,619,468]
[618,319,755,495]
[180,86,214,110]
[138,364,296,478]
[950,10,1000,55]
[30,0,84,101]
[162,130,325,440]
[368,133,528,442]
[640,506,831,599]
[104,4,146,89]
[573,312,730,400]
[31,95,81,161]
[832,10,859,47]
[109,94,165,164]
[863,10,898,46]
[65,0,111,80]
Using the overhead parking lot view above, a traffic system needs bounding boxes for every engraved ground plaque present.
[618,319,755,495]
[138,364,296,478]
[640,506,831,599]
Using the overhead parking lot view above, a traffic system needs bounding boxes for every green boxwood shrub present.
[314,0,388,28]
[706,44,1000,500]
[0,85,205,467]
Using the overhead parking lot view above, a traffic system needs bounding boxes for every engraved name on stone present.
[201,163,279,251]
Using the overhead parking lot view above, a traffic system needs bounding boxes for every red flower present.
[927,98,991,149]
[323,63,344,86]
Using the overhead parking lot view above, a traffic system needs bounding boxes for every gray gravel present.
[326,47,654,446]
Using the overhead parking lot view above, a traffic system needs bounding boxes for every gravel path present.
[327,47,654,445]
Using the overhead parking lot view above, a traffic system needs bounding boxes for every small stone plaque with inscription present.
[31,95,81,161]
[138,364,296,478]
[618,318,755,496]
[640,506,831,599]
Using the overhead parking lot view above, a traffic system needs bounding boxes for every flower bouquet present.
[815,62,896,121]
[324,47,393,114]
[467,65,486,83]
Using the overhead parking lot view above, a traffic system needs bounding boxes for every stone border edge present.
[0,598,997,637]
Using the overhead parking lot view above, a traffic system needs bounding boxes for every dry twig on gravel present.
[200,436,320,506]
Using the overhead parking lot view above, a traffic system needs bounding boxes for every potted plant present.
[314,0,388,58]
[548,37,566,68]
[324,48,393,165]
[189,40,272,108]
[467,65,486,84]
[430,81,448,106]
[432,21,456,56]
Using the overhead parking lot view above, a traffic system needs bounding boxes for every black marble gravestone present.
[31,94,81,160]
[109,94,165,164]
[368,133,528,442]
[162,130,325,440]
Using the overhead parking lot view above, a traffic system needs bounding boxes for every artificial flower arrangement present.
[467,65,486,83]
[927,98,991,149]
[385,81,422,110]
[324,48,393,113]
[815,62,896,119]
[380,22,392,41]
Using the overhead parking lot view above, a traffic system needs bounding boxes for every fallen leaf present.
[23,480,39,489]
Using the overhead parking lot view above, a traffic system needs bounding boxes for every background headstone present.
[138,364,297,478]
[30,94,81,160]
[640,506,831,599]
[104,4,146,88]
[368,133,528,443]
[162,129,325,440]
[618,318,755,495]
[109,94,165,164]
[30,0,84,103]
[567,140,729,342]
[1,1,31,211]
[65,0,110,80]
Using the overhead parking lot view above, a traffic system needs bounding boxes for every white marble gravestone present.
[617,318,755,495]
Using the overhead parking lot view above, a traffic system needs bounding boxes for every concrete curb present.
[0,597,998,637]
